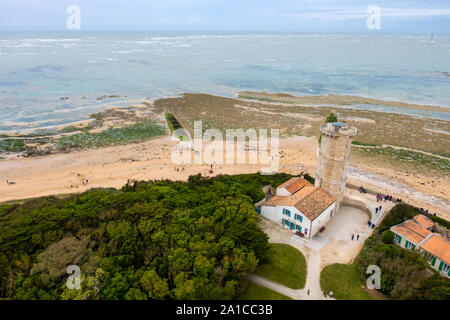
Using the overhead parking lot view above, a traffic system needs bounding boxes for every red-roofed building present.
[260,177,336,239]
[390,217,449,277]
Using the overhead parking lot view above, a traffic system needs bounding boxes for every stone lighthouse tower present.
[315,122,357,210]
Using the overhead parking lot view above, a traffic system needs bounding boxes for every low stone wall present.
[342,196,372,219]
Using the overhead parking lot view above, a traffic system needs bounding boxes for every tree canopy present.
[0,173,293,300]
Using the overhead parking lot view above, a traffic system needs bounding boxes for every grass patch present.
[428,215,450,229]
[238,281,292,300]
[353,146,450,174]
[54,120,165,150]
[165,113,188,141]
[0,138,27,152]
[352,140,381,147]
[165,113,183,133]
[320,264,373,300]
[256,243,306,289]
[59,126,84,133]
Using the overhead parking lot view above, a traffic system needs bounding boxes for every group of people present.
[351,233,360,241]
[305,288,334,299]
[419,207,438,217]
[376,193,403,203]
[375,205,382,214]
[5,179,16,185]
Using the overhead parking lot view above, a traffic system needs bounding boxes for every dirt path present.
[352,144,450,161]
[246,272,333,300]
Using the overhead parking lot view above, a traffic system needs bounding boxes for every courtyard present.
[249,204,374,300]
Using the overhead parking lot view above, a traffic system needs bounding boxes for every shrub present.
[381,230,394,244]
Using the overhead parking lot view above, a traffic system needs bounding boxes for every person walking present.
[357,234,360,240]
[307,289,310,296]
[351,234,354,240]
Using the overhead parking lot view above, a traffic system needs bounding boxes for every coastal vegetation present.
[0,173,293,300]
[255,243,306,289]
[154,93,450,175]
[54,120,165,150]
[0,105,166,157]
[353,146,450,174]
[165,113,188,141]
[0,138,27,153]
[165,113,184,133]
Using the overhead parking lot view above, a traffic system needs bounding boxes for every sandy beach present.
[1,134,448,220]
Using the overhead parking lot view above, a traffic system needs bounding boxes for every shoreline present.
[1,135,448,220]
[1,91,449,136]
[237,91,450,114]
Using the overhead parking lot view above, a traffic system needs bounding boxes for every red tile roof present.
[278,177,312,194]
[421,234,450,264]
[413,214,434,229]
[391,220,432,244]
[263,178,336,221]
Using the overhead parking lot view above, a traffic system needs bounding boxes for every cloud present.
[273,6,450,21]
[188,14,201,24]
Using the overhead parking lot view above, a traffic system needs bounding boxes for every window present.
[282,208,291,217]
[443,263,450,274]
[304,228,308,235]
[394,234,402,244]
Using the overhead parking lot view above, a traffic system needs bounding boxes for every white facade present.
[421,250,450,277]
[261,201,336,239]
[390,229,420,250]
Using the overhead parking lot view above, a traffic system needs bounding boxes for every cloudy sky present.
[1,0,449,33]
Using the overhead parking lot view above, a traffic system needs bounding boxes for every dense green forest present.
[355,204,450,300]
[0,173,293,300]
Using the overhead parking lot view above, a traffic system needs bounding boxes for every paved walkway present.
[249,226,333,300]
[254,205,374,300]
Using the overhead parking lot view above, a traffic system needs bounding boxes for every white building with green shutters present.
[390,217,450,277]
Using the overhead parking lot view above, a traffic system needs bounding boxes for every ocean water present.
[0,32,449,132]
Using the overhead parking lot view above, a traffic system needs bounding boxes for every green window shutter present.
[397,235,402,244]
[431,256,436,266]
[405,240,409,248]
[438,261,444,271]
